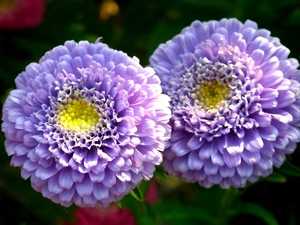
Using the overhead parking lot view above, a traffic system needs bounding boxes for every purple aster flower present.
[1,39,171,207]
[149,18,300,188]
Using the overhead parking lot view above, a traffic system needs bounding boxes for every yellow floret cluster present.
[58,98,100,132]
[192,79,230,110]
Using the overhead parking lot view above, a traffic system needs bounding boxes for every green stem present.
[216,187,240,225]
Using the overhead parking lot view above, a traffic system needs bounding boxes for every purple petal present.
[244,129,264,152]
[188,150,203,170]
[237,161,253,177]
[223,150,241,167]
[35,164,58,180]
[102,169,116,188]
[58,168,74,189]
[93,183,109,201]
[241,150,261,165]
[225,133,244,155]
[75,175,93,196]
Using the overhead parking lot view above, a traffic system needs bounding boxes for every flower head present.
[150,18,300,188]
[0,0,45,29]
[62,204,136,225]
[1,40,171,207]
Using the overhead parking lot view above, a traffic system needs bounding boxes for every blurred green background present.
[1,0,300,224]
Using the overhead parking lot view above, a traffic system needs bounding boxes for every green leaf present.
[138,217,157,225]
[286,8,300,25]
[236,203,279,225]
[289,214,297,225]
[263,172,287,183]
[154,165,168,181]
[130,186,144,201]
[154,200,216,225]
[117,200,125,209]
[277,161,300,177]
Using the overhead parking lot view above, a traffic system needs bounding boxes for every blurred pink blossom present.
[145,181,158,204]
[62,181,158,225]
[0,0,45,29]
[62,205,136,225]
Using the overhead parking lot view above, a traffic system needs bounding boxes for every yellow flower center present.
[0,0,16,12]
[192,79,230,110]
[58,98,100,132]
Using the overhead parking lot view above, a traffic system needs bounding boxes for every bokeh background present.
[1,0,300,224]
